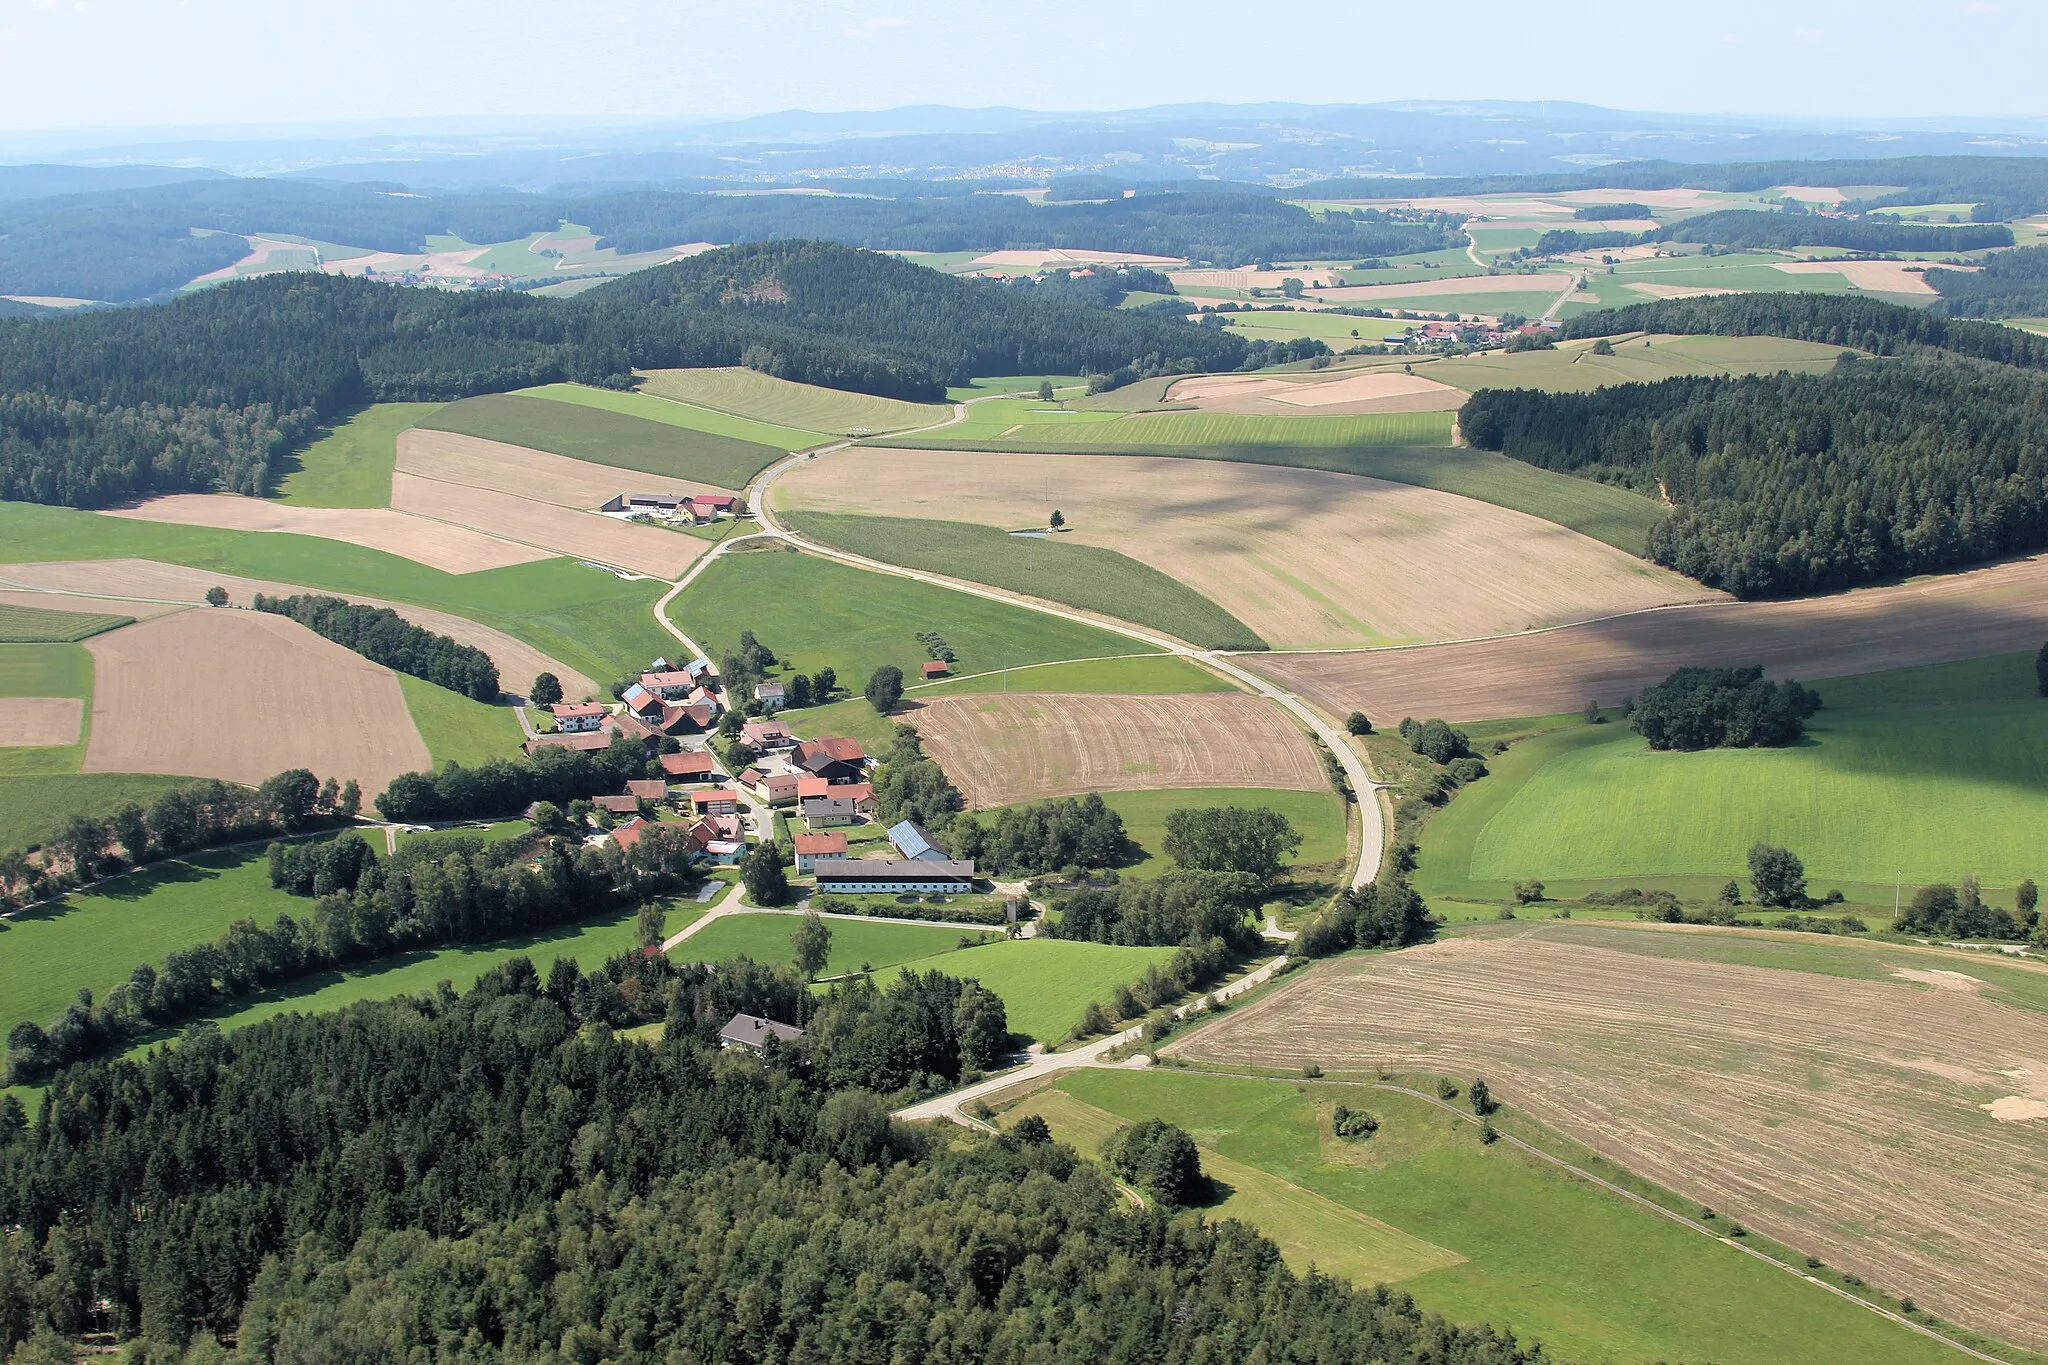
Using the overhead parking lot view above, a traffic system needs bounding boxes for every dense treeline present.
[1653,209,2012,253]
[1927,244,2048,319]
[1534,228,1634,255]
[374,736,652,822]
[1631,667,1822,750]
[252,593,500,700]
[1297,874,1434,956]
[0,768,358,911]
[869,725,962,830]
[1895,877,2040,942]
[0,243,1245,506]
[945,792,1130,874]
[1047,870,1266,954]
[1554,291,2048,369]
[1461,359,2048,595]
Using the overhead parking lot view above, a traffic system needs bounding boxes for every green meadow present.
[273,402,442,507]
[675,911,993,978]
[1005,1068,1964,1365]
[874,938,1178,1043]
[0,602,135,642]
[634,367,947,435]
[397,675,524,767]
[0,503,672,683]
[781,511,1264,649]
[419,392,783,489]
[0,642,94,790]
[1419,652,2048,903]
[0,775,197,851]
[914,653,1233,696]
[1082,786,1348,883]
[668,547,1153,690]
[517,380,830,452]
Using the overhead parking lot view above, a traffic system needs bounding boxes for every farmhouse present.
[594,794,642,815]
[751,770,801,805]
[687,815,745,864]
[620,684,665,721]
[887,820,949,861]
[801,796,858,828]
[741,718,796,750]
[659,750,717,781]
[525,730,617,755]
[754,680,786,711]
[640,670,696,700]
[794,736,867,783]
[549,701,607,732]
[609,817,650,850]
[793,830,848,873]
[625,778,668,805]
[601,493,685,515]
[831,781,875,812]
[814,859,977,895]
[684,656,715,679]
[719,1013,804,1053]
[795,775,830,801]
[690,789,741,816]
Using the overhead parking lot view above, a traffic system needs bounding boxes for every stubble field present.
[389,472,703,578]
[908,692,1327,807]
[776,446,1712,648]
[82,610,429,789]
[99,495,549,574]
[1175,922,2048,1352]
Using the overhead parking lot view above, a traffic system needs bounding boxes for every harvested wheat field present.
[908,692,1324,807]
[1773,260,1964,294]
[83,610,428,789]
[0,697,82,746]
[776,448,1711,648]
[390,473,703,578]
[1312,273,1572,306]
[100,495,548,574]
[1243,553,2048,722]
[0,560,596,702]
[1624,282,1749,300]
[396,429,737,506]
[1174,922,2048,1351]
[969,248,1185,270]
[1163,370,1466,414]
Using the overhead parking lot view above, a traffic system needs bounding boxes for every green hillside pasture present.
[1082,786,1348,883]
[675,912,992,978]
[0,503,672,684]
[418,393,781,490]
[518,380,831,452]
[1018,1069,1963,1365]
[668,548,1154,694]
[1420,652,2048,902]
[916,654,1233,696]
[0,774,197,852]
[274,402,442,507]
[882,406,1453,452]
[397,675,523,768]
[874,938,1179,1043]
[1,845,303,1033]
[1425,333,1853,394]
[634,367,948,435]
[0,603,135,643]
[782,512,1265,650]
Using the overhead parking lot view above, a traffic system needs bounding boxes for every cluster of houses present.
[528,656,721,755]
[600,492,743,525]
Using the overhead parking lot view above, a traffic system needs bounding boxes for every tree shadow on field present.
[1187,1173,1237,1210]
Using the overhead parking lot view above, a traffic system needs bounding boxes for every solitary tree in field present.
[530,672,563,708]
[1037,380,1055,403]
[204,585,229,607]
[2019,878,2039,917]
[792,909,831,980]
[1345,711,1373,736]
[1748,843,1807,908]
[1469,1077,1497,1116]
[865,665,904,715]
[1049,509,1065,530]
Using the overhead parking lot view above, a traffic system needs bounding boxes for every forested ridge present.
[1927,244,2048,319]
[1554,292,2048,366]
[1652,209,2012,254]
[0,960,1553,1363]
[0,241,1243,507]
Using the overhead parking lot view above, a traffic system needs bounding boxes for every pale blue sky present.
[0,0,2040,134]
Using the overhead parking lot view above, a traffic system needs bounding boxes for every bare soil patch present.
[1175,922,2048,1350]
[1163,370,1466,414]
[396,429,732,507]
[1772,260,1958,295]
[1241,553,2048,722]
[100,495,547,574]
[777,447,1713,649]
[83,610,428,790]
[0,560,595,702]
[389,473,703,578]
[909,692,1326,807]
[1312,273,1572,305]
[0,697,82,746]
[1624,282,1749,300]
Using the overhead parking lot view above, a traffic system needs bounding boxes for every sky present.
[0,0,2042,138]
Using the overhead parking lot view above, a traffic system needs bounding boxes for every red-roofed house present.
[640,670,696,699]
[741,718,795,750]
[795,775,831,801]
[751,771,801,806]
[795,737,867,783]
[829,781,875,812]
[626,778,668,804]
[610,817,649,850]
[793,830,848,873]
[550,701,608,732]
[690,789,741,816]
[595,794,641,815]
[660,750,718,781]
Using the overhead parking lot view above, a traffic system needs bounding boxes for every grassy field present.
[668,547,1154,691]
[418,393,782,490]
[396,675,523,768]
[943,375,1085,402]
[0,641,91,698]
[875,938,1179,1043]
[0,774,198,851]
[882,406,1454,452]
[1418,652,2048,903]
[0,844,302,1030]
[0,503,673,684]
[674,911,993,977]
[273,402,442,507]
[0,603,135,642]
[916,654,1234,696]
[1003,1068,1968,1365]
[1423,333,1853,393]
[635,368,948,435]
[1077,786,1348,882]
[782,511,1265,649]
[0,641,93,786]
[518,381,830,452]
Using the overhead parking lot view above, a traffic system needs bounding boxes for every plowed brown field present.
[83,610,428,789]
[0,697,81,746]
[908,691,1326,807]
[390,473,703,578]
[0,560,596,702]
[1174,922,2048,1351]
[1242,553,2048,722]
[99,495,547,573]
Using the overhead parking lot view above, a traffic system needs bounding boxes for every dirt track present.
[83,610,429,789]
[1243,553,2048,721]
[1174,923,2048,1351]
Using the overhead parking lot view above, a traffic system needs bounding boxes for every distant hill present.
[0,163,230,202]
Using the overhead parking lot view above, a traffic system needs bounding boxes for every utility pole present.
[1895,870,1903,921]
